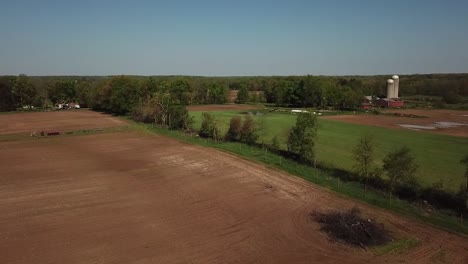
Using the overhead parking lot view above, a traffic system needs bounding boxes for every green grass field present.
[190,110,467,192]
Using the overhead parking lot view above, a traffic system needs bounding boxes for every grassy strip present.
[373,238,422,256]
[124,118,468,236]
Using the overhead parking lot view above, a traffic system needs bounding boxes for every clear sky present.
[1,0,467,76]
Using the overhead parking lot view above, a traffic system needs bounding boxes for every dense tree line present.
[0,75,230,112]
[1,73,467,112]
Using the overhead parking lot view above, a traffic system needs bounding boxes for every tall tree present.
[225,116,242,141]
[170,79,192,105]
[199,112,220,141]
[167,105,193,130]
[48,80,77,105]
[109,76,139,115]
[240,115,258,145]
[90,79,112,111]
[236,85,249,104]
[207,82,228,104]
[383,146,418,200]
[75,81,93,107]
[12,74,36,108]
[302,75,324,107]
[0,77,16,111]
[353,134,376,195]
[287,113,318,166]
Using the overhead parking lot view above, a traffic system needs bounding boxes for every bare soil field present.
[1,127,467,263]
[323,109,468,137]
[0,110,126,135]
[187,104,263,112]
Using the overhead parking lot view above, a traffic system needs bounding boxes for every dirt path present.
[323,109,468,137]
[0,110,126,135]
[1,131,466,263]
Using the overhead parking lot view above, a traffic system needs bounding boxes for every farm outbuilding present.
[377,98,404,108]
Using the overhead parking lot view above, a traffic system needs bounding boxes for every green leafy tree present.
[353,134,376,195]
[48,80,77,105]
[240,115,258,145]
[141,77,159,98]
[236,85,249,104]
[302,75,324,107]
[383,146,418,200]
[12,74,36,108]
[153,92,173,128]
[0,77,16,111]
[75,81,93,107]
[109,76,139,115]
[287,113,318,165]
[90,79,112,111]
[339,86,364,110]
[225,116,242,141]
[131,94,192,131]
[167,105,193,130]
[131,97,159,123]
[207,83,228,104]
[170,79,192,105]
[199,112,220,141]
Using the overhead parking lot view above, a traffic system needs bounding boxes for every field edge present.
[121,118,468,237]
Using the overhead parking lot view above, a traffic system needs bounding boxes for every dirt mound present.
[313,207,391,248]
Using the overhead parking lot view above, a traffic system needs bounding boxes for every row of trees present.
[283,113,422,203]
[0,75,37,111]
[353,135,418,199]
[89,76,230,115]
[354,134,468,211]
[0,75,230,112]
[198,113,259,144]
[2,73,467,112]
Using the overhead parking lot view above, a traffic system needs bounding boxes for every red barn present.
[377,98,404,108]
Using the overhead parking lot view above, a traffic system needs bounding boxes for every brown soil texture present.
[187,104,263,112]
[0,110,126,135]
[323,109,468,137]
[1,129,467,263]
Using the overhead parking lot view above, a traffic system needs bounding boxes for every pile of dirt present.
[313,207,391,249]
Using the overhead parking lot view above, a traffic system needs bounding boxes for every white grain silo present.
[387,79,394,98]
[392,75,399,98]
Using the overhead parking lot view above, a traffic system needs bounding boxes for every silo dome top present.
[392,75,399,79]
[387,79,394,84]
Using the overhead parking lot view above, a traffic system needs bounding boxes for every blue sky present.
[1,0,467,76]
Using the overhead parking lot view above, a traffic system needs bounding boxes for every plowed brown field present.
[0,112,467,263]
[0,110,126,135]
